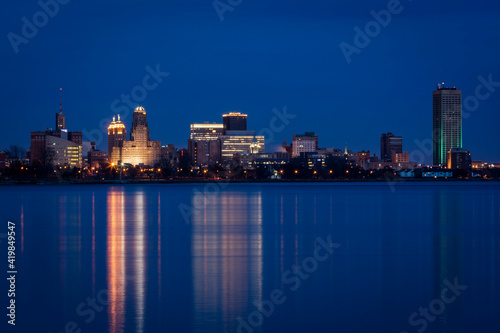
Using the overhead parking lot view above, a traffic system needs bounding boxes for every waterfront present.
[1,183,499,333]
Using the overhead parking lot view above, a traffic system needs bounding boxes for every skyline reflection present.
[191,190,263,333]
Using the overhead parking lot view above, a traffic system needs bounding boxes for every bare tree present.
[7,145,26,160]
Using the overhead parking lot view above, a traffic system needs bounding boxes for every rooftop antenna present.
[59,88,63,113]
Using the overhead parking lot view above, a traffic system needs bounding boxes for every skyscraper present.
[380,132,402,162]
[107,114,127,161]
[188,123,224,166]
[433,84,462,165]
[222,112,247,134]
[130,106,150,143]
[108,106,161,166]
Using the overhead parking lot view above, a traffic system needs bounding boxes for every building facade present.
[433,86,462,165]
[220,130,265,160]
[107,115,127,162]
[45,135,82,167]
[292,132,318,157]
[222,112,247,134]
[108,106,161,166]
[447,148,471,170]
[188,123,224,166]
[380,133,402,162]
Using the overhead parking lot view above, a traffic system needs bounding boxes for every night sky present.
[2,0,500,164]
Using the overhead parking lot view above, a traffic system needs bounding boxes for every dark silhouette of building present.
[380,132,402,162]
[222,112,247,134]
[447,148,471,170]
[433,84,462,165]
[56,88,65,130]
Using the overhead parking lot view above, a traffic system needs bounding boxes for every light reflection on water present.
[1,183,499,333]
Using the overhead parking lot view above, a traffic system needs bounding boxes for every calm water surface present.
[1,183,499,333]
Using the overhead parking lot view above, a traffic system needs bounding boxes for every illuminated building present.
[190,123,224,141]
[292,132,318,157]
[222,112,247,134]
[433,84,462,165]
[447,148,471,170]
[108,106,161,166]
[392,152,409,163]
[380,132,402,162]
[45,135,82,167]
[30,91,83,165]
[188,123,224,166]
[220,130,264,160]
[107,115,127,162]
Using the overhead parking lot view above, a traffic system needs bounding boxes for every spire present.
[59,88,63,113]
[117,114,120,121]
[112,115,116,122]
[344,143,348,155]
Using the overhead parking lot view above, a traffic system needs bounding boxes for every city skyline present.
[16,82,499,167]
[2,0,500,164]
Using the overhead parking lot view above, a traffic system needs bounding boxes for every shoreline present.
[0,178,498,185]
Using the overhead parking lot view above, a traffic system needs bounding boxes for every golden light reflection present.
[191,190,263,333]
[107,190,126,333]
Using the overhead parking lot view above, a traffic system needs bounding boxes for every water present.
[0,183,499,333]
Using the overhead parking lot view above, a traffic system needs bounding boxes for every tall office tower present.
[107,115,127,161]
[189,123,224,166]
[433,84,462,165]
[292,132,318,157]
[130,105,150,143]
[380,132,402,162]
[190,123,224,140]
[56,88,66,130]
[220,130,265,160]
[109,106,161,165]
[222,112,247,134]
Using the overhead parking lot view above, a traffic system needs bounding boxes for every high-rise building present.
[30,91,82,166]
[447,148,471,170]
[108,106,161,166]
[188,123,224,166]
[380,132,402,162]
[220,130,265,160]
[222,112,247,134]
[56,112,65,130]
[107,115,127,162]
[190,123,224,141]
[56,88,66,130]
[45,135,82,167]
[130,106,150,143]
[292,132,318,157]
[433,85,462,165]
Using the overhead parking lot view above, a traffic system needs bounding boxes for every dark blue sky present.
[2,0,500,163]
